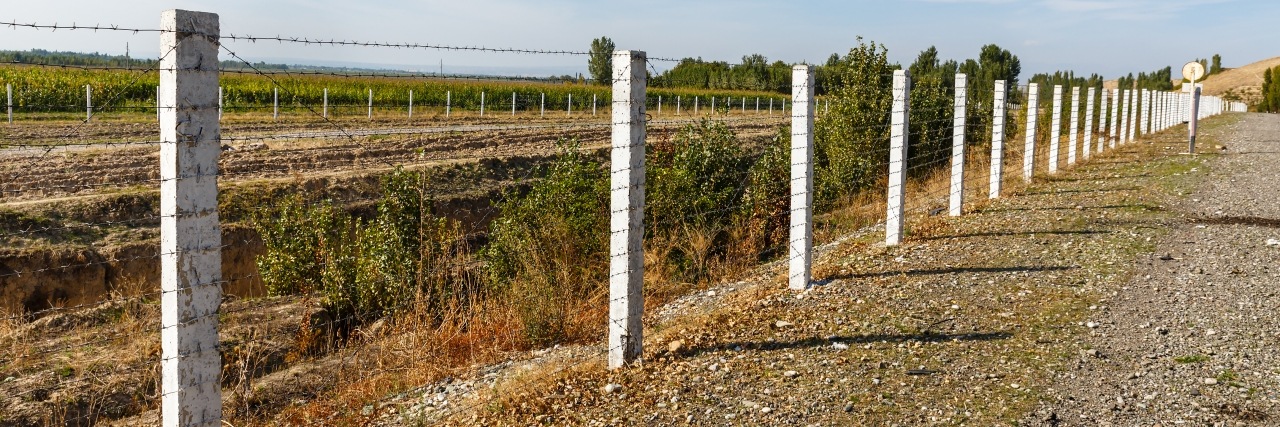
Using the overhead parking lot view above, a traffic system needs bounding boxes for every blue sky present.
[1,0,1275,79]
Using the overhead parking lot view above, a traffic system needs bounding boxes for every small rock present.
[844,403,855,412]
[603,383,623,393]
[1266,239,1280,247]
[668,340,685,353]
[708,363,720,372]
[1203,378,1218,385]
[761,407,774,414]
[1086,322,1100,329]
[783,370,799,378]
[832,342,850,351]
[1010,383,1021,389]
[774,320,794,328]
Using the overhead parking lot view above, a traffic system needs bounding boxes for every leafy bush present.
[813,39,896,210]
[482,139,608,345]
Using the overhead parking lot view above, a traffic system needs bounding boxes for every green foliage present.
[654,55,794,93]
[588,37,616,86]
[1210,54,1223,75]
[958,44,1023,148]
[1259,66,1280,113]
[811,39,896,210]
[907,47,960,170]
[254,169,461,324]
[482,139,608,344]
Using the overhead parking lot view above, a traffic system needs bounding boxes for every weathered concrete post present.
[886,70,911,246]
[1121,89,1131,144]
[159,9,222,427]
[949,73,967,217]
[989,80,1007,199]
[1127,89,1137,142]
[1142,90,1151,135]
[789,64,815,290]
[367,88,373,120]
[409,90,414,119]
[1084,87,1096,160]
[446,90,452,118]
[322,88,328,118]
[1049,85,1062,174]
[1068,86,1080,165]
[86,84,93,122]
[540,92,545,117]
[273,87,278,121]
[1109,89,1119,149]
[608,50,646,369]
[480,91,486,117]
[511,92,516,116]
[566,93,571,117]
[695,96,699,115]
[769,98,773,115]
[1023,83,1039,183]
[1188,87,1201,154]
[6,83,11,124]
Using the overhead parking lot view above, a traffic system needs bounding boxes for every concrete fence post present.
[789,64,815,289]
[1121,89,1132,144]
[367,88,373,120]
[711,96,716,113]
[1068,86,1080,165]
[596,94,600,116]
[608,50,646,370]
[540,92,545,117]
[886,70,911,246]
[480,91,486,117]
[159,9,222,427]
[409,90,414,119]
[511,92,516,116]
[949,73,967,217]
[1126,90,1136,143]
[769,98,774,115]
[695,96,699,115]
[1109,89,1119,149]
[446,90,452,118]
[1189,87,1201,153]
[6,83,11,124]
[989,80,1007,199]
[1049,85,1062,174]
[677,96,681,115]
[1084,87,1095,160]
[322,88,328,118]
[157,86,161,122]
[743,97,747,113]
[566,93,571,117]
[86,84,93,122]
[273,87,279,121]
[756,97,760,113]
[1023,83,1039,183]
[1142,90,1152,135]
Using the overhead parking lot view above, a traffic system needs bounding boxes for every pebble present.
[832,342,850,350]
[783,370,799,378]
[1203,378,1218,385]
[1086,321,1100,329]
[604,383,623,393]
[761,407,774,414]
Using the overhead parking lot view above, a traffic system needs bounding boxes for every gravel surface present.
[1026,113,1280,425]
[366,113,1277,426]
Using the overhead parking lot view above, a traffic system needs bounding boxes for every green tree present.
[1210,54,1223,75]
[1263,67,1275,113]
[588,36,615,86]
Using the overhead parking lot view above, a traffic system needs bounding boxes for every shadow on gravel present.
[671,332,1013,359]
[1193,215,1280,228]
[983,203,1165,213]
[826,265,1075,280]
[922,230,1109,241]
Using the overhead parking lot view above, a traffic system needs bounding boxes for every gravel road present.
[1026,113,1280,425]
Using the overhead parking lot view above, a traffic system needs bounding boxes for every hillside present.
[1197,56,1280,104]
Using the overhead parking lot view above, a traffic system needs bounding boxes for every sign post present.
[1182,61,1205,154]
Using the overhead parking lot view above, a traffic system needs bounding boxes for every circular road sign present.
[1182,61,1206,82]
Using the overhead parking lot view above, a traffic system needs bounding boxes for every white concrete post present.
[1023,83,1039,183]
[608,50,646,370]
[511,92,516,116]
[322,88,328,118]
[272,87,278,121]
[949,73,967,217]
[1109,89,1119,149]
[1068,86,1080,165]
[769,98,774,115]
[756,97,760,113]
[789,64,815,290]
[159,9,222,427]
[824,98,829,115]
[86,84,93,122]
[886,70,911,246]
[742,97,746,113]
[540,92,545,117]
[409,90,414,119]
[1142,90,1151,135]
[1126,89,1136,142]
[711,96,715,113]
[6,83,11,124]
[989,80,1007,199]
[157,86,161,122]
[446,91,451,118]
[367,88,373,120]
[566,93,571,116]
[695,96,699,115]
[677,96,681,115]
[1084,87,1095,160]
[1121,90,1132,144]
[481,91,486,117]
[1049,85,1062,174]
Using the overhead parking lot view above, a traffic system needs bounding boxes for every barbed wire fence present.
[0,9,1247,427]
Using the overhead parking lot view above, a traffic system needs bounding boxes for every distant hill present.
[1196,57,1280,105]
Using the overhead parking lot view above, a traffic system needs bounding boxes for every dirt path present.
[1025,114,1280,425]
[367,113,1277,426]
